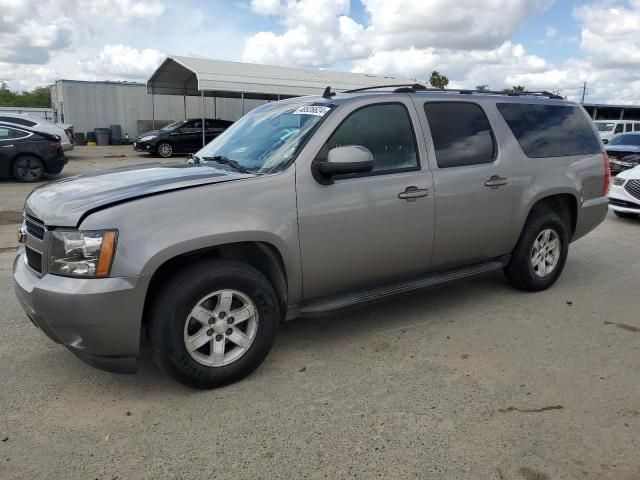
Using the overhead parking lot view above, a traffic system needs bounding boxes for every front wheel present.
[150,259,280,389]
[156,142,173,158]
[504,208,569,292]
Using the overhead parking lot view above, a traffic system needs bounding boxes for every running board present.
[294,257,509,318]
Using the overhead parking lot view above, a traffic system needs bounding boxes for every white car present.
[609,165,640,219]
[0,113,74,151]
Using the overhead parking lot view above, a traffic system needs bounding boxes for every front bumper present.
[13,250,149,374]
[609,184,640,214]
[133,140,155,153]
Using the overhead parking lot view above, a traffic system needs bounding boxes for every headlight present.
[613,177,626,186]
[48,230,117,278]
[140,135,156,142]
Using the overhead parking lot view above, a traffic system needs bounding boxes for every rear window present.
[0,116,37,127]
[497,103,601,158]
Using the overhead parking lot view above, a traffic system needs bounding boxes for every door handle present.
[484,175,509,189]
[398,186,429,201]
[2,144,14,148]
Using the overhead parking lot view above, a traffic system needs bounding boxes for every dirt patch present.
[518,466,550,480]
[498,405,563,413]
[0,246,18,253]
[616,323,640,333]
[0,210,22,225]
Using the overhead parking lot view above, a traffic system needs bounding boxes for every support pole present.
[151,93,155,130]
[214,94,217,119]
[201,90,206,147]
[241,92,245,116]
[183,93,187,120]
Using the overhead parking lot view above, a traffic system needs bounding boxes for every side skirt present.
[286,256,510,319]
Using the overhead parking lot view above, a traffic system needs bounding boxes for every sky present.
[1,0,640,104]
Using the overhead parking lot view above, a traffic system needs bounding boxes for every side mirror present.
[602,139,609,144]
[313,145,374,185]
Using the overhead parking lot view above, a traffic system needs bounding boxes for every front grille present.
[24,215,45,240]
[625,179,640,200]
[25,246,43,274]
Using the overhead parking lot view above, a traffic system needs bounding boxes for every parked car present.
[595,120,640,144]
[609,165,640,219]
[0,122,66,182]
[0,113,74,151]
[133,118,233,157]
[605,132,640,175]
[14,88,609,388]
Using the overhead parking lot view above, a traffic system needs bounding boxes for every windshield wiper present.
[201,156,250,174]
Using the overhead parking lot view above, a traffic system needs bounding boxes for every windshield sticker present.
[293,105,332,116]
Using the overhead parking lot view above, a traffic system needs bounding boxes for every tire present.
[613,211,639,219]
[156,142,173,158]
[12,156,45,182]
[504,207,569,292]
[149,259,280,389]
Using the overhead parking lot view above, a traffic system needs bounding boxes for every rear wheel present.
[156,142,173,158]
[504,208,569,291]
[613,211,639,219]
[150,259,280,389]
[12,156,44,182]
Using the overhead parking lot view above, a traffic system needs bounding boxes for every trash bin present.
[110,124,123,145]
[73,132,86,145]
[94,128,110,146]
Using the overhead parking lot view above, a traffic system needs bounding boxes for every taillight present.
[48,142,59,149]
[602,152,611,196]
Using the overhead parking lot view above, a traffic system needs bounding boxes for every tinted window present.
[0,127,29,139]
[424,102,495,168]
[182,120,203,133]
[318,103,418,173]
[497,103,601,158]
[635,124,640,132]
[0,116,36,127]
[626,123,633,132]
[596,122,615,132]
[614,124,624,134]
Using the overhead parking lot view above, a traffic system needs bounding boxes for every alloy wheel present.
[530,228,561,277]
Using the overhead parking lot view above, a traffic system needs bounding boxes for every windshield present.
[609,134,640,146]
[195,102,334,174]
[595,122,615,132]
[161,120,186,132]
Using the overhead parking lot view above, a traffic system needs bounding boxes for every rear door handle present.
[2,144,14,148]
[484,175,509,188]
[398,186,429,201]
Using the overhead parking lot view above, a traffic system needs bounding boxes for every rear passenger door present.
[179,120,204,152]
[417,100,513,268]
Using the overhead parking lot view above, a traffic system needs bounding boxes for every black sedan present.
[606,133,640,175]
[133,118,233,158]
[0,122,66,182]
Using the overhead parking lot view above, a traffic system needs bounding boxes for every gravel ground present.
[0,148,639,479]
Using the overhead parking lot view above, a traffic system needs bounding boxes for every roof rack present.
[341,84,563,99]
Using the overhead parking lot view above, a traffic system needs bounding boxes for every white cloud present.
[79,44,164,80]
[545,26,557,38]
[250,0,283,16]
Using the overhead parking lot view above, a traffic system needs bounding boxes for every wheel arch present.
[521,192,579,239]
[141,241,288,331]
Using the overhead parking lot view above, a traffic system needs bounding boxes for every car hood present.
[616,164,640,180]
[25,163,252,226]
[606,145,640,154]
[136,130,164,139]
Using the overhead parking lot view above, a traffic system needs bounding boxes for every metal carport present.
[146,56,410,146]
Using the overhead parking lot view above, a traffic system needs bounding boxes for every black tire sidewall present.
[507,210,569,291]
[151,260,279,389]
[12,156,44,182]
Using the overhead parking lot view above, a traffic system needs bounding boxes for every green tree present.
[0,83,51,108]
[503,85,526,93]
[476,84,489,92]
[428,71,449,89]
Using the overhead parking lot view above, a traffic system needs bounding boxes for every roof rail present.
[341,84,563,99]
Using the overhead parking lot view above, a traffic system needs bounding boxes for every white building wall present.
[53,80,270,138]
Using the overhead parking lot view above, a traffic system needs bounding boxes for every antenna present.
[322,86,335,99]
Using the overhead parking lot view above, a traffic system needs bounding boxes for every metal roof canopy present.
[147,56,411,99]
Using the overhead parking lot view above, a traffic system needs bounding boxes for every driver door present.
[296,99,435,300]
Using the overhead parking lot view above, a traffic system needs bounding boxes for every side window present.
[182,120,202,133]
[0,127,11,139]
[635,123,640,132]
[318,103,418,173]
[497,103,602,157]
[424,102,495,168]
[625,123,633,132]
[614,123,624,134]
[0,127,28,140]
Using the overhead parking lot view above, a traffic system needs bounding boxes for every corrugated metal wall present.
[54,81,270,137]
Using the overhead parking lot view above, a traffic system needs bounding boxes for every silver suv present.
[14,86,610,388]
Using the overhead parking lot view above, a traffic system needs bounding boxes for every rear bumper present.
[573,196,608,241]
[13,250,148,374]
